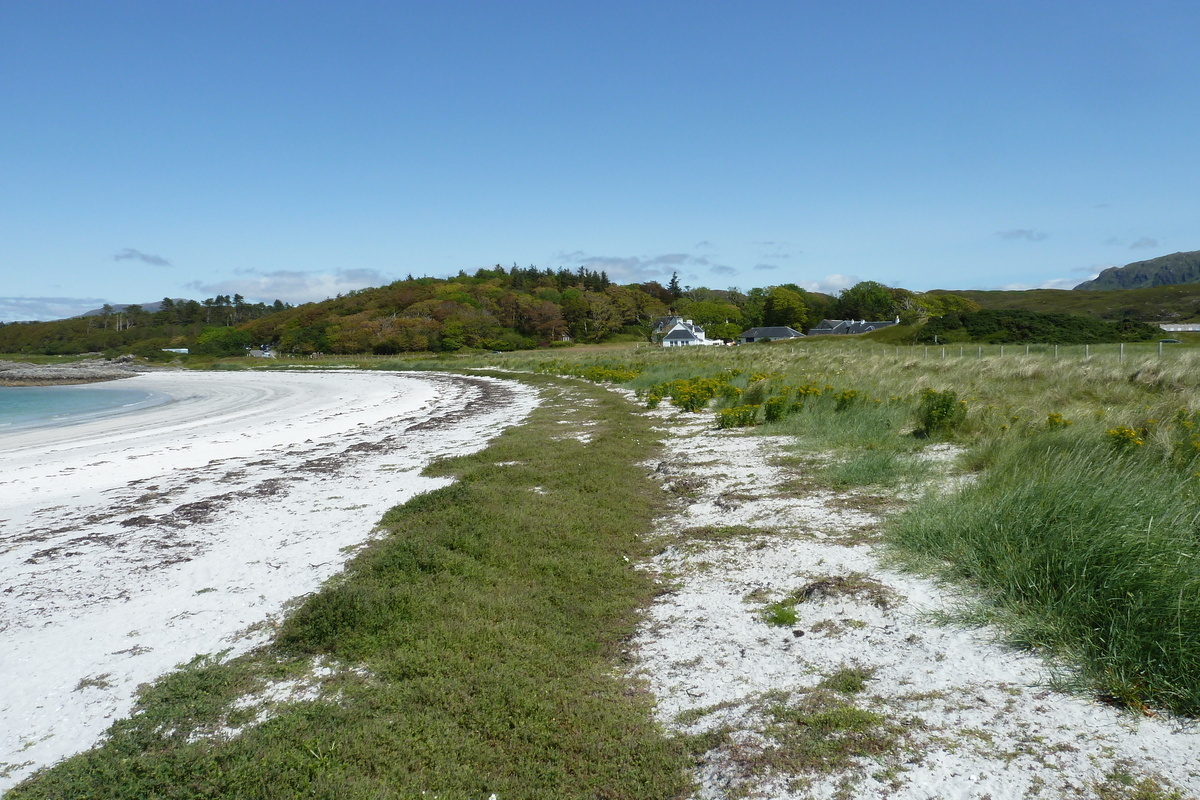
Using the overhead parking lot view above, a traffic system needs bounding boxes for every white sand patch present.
[633,405,1200,799]
[184,655,371,744]
[0,370,537,791]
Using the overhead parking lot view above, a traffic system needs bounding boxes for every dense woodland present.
[0,264,1174,357]
[915,308,1160,344]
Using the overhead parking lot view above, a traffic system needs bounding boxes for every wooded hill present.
[236,266,864,354]
[0,265,1178,357]
[0,296,290,357]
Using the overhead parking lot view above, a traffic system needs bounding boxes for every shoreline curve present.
[0,369,539,791]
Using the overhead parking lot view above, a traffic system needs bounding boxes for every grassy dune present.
[439,338,1200,716]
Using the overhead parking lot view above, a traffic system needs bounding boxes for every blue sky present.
[3,1,1198,321]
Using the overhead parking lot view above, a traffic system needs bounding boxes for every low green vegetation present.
[891,424,1200,714]
[916,308,1159,344]
[429,338,1200,717]
[17,329,1200,794]
[939,281,1200,323]
[10,375,693,799]
[751,681,913,788]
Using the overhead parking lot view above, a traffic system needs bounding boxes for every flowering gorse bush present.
[645,374,735,412]
[717,404,760,428]
[916,388,968,436]
[1105,425,1145,450]
[1046,412,1073,429]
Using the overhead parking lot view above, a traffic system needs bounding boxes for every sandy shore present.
[634,403,1200,799]
[0,369,538,791]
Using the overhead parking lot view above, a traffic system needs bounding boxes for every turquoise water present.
[0,384,166,431]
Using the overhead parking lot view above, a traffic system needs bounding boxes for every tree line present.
[0,265,1150,357]
[0,296,290,356]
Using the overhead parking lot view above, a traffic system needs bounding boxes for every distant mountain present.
[74,299,192,318]
[1075,250,1200,291]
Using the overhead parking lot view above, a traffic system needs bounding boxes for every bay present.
[0,383,166,431]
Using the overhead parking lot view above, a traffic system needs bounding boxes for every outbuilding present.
[737,326,805,344]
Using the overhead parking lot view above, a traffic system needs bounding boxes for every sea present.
[0,384,168,432]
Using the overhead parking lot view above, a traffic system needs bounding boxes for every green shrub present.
[645,374,734,412]
[916,388,967,436]
[717,404,760,429]
[194,326,252,356]
[834,389,860,412]
[764,395,791,423]
[1106,425,1145,451]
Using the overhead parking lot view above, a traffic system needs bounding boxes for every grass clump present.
[743,688,912,782]
[819,450,932,490]
[817,665,875,695]
[889,430,1200,716]
[1093,769,1185,800]
[760,574,899,627]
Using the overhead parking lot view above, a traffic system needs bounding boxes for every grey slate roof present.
[808,318,898,335]
[738,326,804,340]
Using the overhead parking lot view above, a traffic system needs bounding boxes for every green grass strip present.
[10,374,692,800]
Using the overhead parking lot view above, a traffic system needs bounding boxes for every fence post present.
[1120,342,1124,363]
[1085,344,1089,360]
[1054,345,1058,358]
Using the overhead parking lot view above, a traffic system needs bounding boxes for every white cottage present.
[654,316,712,347]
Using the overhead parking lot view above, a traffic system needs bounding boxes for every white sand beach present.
[0,369,538,791]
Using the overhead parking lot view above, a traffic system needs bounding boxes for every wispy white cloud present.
[114,248,171,266]
[996,229,1049,242]
[795,274,859,294]
[1104,236,1158,250]
[753,240,795,260]
[752,263,778,271]
[0,296,111,322]
[998,277,1085,290]
[555,251,723,284]
[188,268,393,305]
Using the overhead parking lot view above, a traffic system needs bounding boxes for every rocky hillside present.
[1075,249,1200,290]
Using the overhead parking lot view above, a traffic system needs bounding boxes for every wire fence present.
[891,342,1187,362]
